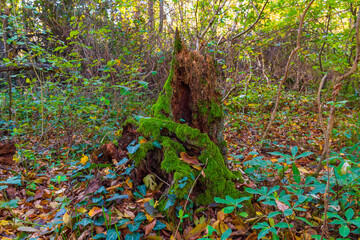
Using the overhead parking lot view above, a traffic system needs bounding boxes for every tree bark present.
[159,0,164,33]
[148,0,154,30]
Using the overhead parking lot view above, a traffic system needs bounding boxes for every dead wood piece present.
[118,123,139,151]
[0,141,16,165]
[92,122,138,164]
[0,63,59,73]
[171,45,222,145]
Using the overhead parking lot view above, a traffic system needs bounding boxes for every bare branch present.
[261,0,315,146]
[0,63,59,73]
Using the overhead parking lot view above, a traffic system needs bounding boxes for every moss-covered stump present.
[152,31,225,153]
[126,31,249,205]
[132,117,243,205]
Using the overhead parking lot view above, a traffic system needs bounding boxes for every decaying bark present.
[0,141,16,165]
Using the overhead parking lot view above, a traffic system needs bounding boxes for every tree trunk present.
[159,0,164,33]
[148,0,154,30]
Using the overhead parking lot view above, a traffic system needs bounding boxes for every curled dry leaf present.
[180,152,200,166]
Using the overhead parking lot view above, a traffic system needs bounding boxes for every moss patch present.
[136,117,244,204]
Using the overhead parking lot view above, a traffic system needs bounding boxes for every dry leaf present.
[95,226,105,234]
[63,212,71,224]
[76,207,87,214]
[276,199,289,212]
[80,155,89,164]
[180,152,200,166]
[88,207,103,217]
[187,220,210,240]
[217,211,226,221]
[144,220,156,235]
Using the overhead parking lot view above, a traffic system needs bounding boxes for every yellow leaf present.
[126,177,133,188]
[80,155,89,165]
[298,167,309,174]
[90,116,96,120]
[191,165,202,171]
[77,207,87,214]
[63,212,71,224]
[0,220,11,226]
[89,207,103,217]
[145,213,154,222]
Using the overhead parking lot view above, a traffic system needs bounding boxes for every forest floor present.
[0,90,359,240]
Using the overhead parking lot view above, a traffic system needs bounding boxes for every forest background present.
[0,0,360,239]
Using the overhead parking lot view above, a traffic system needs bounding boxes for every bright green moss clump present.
[151,60,174,119]
[136,117,244,204]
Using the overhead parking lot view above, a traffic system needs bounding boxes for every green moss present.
[209,102,222,122]
[136,117,244,205]
[121,118,139,128]
[174,30,183,54]
[197,100,223,124]
[151,63,174,118]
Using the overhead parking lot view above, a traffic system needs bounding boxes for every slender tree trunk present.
[1,4,12,121]
[148,0,154,30]
[159,0,164,33]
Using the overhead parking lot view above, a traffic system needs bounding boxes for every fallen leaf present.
[76,207,87,214]
[80,155,89,164]
[187,220,210,240]
[180,152,200,166]
[95,226,105,234]
[144,220,156,235]
[63,212,71,224]
[276,199,289,212]
[17,226,39,232]
[89,207,103,217]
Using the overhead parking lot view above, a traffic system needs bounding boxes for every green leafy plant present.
[328,208,360,238]
[214,195,250,217]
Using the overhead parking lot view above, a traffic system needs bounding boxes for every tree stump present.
[125,31,246,205]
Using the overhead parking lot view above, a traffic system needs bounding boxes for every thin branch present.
[0,63,59,73]
[260,0,316,146]
[317,74,328,132]
[199,0,228,39]
[218,0,269,45]
[318,7,360,240]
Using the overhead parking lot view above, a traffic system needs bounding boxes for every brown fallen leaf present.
[88,207,103,217]
[144,220,156,235]
[180,152,200,166]
[275,199,289,212]
[187,220,210,240]
[245,232,258,240]
[95,226,105,234]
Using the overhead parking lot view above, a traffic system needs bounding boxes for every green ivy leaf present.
[106,229,119,240]
[345,208,354,221]
[339,225,350,237]
[220,228,232,240]
[223,206,235,214]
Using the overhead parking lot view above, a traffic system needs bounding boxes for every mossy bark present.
[128,31,248,205]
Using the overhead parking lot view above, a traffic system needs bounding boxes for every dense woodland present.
[0,0,360,239]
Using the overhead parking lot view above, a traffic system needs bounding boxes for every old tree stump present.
[97,32,249,207]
